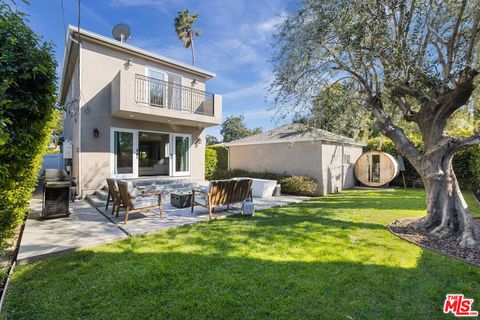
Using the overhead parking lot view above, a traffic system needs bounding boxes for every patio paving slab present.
[90,195,310,236]
[17,197,127,265]
[17,193,309,264]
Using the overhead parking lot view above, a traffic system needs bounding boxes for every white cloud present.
[223,81,266,100]
[252,13,286,40]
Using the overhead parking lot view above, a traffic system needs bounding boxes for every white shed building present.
[224,124,366,195]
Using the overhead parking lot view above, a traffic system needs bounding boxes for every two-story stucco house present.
[59,26,222,197]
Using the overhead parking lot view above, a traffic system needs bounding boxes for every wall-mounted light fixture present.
[124,58,134,70]
[93,128,99,138]
[194,137,202,147]
[191,78,198,86]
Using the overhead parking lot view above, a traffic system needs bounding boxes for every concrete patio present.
[88,194,309,236]
[18,193,309,264]
[17,195,127,265]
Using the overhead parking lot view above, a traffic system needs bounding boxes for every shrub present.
[210,168,318,196]
[205,148,218,180]
[206,145,228,169]
[448,128,480,190]
[205,145,228,179]
[279,176,318,196]
[0,4,58,249]
[453,146,480,189]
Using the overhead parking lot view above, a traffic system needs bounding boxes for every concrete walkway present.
[18,194,309,264]
[17,197,127,264]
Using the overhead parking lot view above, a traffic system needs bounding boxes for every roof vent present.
[112,23,131,43]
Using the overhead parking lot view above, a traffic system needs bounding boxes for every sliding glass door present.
[172,134,190,176]
[111,128,138,179]
[110,128,190,178]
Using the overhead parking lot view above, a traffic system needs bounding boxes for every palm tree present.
[174,10,201,66]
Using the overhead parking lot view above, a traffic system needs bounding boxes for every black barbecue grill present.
[41,169,75,219]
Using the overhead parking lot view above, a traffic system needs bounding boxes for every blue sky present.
[17,0,294,138]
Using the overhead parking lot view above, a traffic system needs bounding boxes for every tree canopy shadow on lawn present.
[2,189,479,320]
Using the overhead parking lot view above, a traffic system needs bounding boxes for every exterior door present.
[171,134,191,176]
[111,128,138,178]
[146,67,166,107]
[166,73,182,110]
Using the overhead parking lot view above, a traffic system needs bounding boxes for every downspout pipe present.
[70,31,82,197]
[222,143,230,171]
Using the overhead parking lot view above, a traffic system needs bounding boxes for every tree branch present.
[451,132,480,151]
[465,8,480,65]
[446,0,467,75]
[369,96,423,168]
[435,68,479,119]
[388,94,417,121]
[390,83,430,102]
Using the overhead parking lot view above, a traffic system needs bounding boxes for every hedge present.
[205,148,218,180]
[205,145,228,180]
[0,4,58,249]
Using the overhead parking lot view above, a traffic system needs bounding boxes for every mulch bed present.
[389,218,480,267]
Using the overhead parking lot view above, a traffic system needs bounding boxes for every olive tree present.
[271,0,480,248]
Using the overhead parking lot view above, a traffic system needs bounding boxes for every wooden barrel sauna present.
[354,151,399,187]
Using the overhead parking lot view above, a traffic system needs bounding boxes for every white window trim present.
[145,65,183,108]
[171,133,192,177]
[110,127,138,179]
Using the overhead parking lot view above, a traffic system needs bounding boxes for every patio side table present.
[170,192,192,208]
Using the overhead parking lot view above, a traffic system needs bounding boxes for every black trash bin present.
[41,169,75,219]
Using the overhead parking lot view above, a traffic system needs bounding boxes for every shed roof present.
[223,124,366,147]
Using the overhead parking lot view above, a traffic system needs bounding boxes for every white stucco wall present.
[228,140,364,195]
[62,36,214,196]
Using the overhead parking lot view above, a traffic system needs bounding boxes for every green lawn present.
[2,189,480,319]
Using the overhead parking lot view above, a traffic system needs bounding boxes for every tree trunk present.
[190,33,196,66]
[412,156,480,249]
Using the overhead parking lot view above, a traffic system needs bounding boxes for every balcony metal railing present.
[134,74,215,116]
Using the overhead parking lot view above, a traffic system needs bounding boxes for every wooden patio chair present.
[105,178,122,215]
[191,179,252,219]
[117,180,164,224]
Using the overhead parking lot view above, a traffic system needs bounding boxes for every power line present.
[60,0,67,40]
[77,0,81,39]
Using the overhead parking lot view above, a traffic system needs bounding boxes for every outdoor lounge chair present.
[191,179,253,219]
[105,178,122,215]
[117,180,163,224]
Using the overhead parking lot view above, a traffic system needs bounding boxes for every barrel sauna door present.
[354,151,399,187]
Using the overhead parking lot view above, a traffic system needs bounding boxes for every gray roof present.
[223,123,366,147]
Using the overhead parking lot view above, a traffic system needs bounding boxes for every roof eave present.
[68,25,216,79]
[224,138,367,147]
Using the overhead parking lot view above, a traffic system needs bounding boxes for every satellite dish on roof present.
[112,23,131,42]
